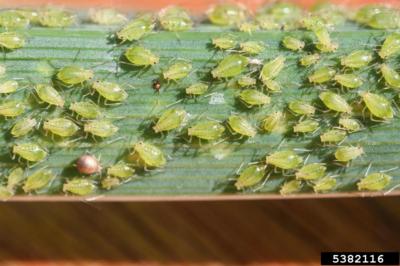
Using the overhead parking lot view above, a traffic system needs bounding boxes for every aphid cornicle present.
[237,76,256,88]
[63,178,96,196]
[288,100,315,116]
[107,162,135,179]
[124,46,159,67]
[261,111,287,133]
[338,117,362,132]
[320,129,346,144]
[334,73,363,89]
[308,66,336,84]
[88,8,127,25]
[357,172,392,191]
[101,177,120,190]
[319,91,352,113]
[280,180,302,195]
[239,41,265,55]
[0,80,18,94]
[235,164,266,190]
[163,60,192,81]
[11,117,37,138]
[207,3,247,26]
[293,119,319,133]
[56,66,94,85]
[299,53,320,67]
[13,142,47,162]
[76,154,101,175]
[23,169,54,193]
[34,84,64,107]
[0,31,25,50]
[84,120,119,138]
[212,35,237,50]
[296,163,326,180]
[185,83,208,96]
[117,14,155,42]
[92,81,128,102]
[6,167,24,192]
[334,146,364,162]
[359,91,394,120]
[153,108,186,133]
[379,33,400,59]
[158,6,193,32]
[131,141,166,168]
[259,56,285,84]
[282,36,305,51]
[380,64,400,89]
[0,100,25,117]
[341,50,373,69]
[187,120,225,140]
[266,150,303,170]
[238,89,270,108]
[313,176,336,193]
[227,115,257,138]
[43,118,79,137]
[69,101,102,119]
[212,54,249,79]
[38,8,75,27]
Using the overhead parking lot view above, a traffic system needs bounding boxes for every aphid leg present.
[364,162,372,177]
[235,162,245,175]
[252,171,271,192]
[384,183,400,195]
[304,154,310,164]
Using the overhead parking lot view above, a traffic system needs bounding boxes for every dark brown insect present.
[76,154,102,175]
[152,79,161,92]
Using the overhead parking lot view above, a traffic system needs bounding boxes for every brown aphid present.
[152,79,161,92]
[76,154,102,175]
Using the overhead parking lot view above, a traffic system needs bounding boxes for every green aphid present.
[359,91,393,120]
[153,108,186,133]
[282,36,305,51]
[354,4,386,24]
[43,118,79,137]
[320,129,346,144]
[238,21,259,34]
[334,146,364,162]
[312,26,338,53]
[293,119,319,133]
[341,50,373,69]
[299,53,320,67]
[131,141,166,168]
[163,60,192,81]
[38,8,75,27]
[6,167,24,192]
[379,33,400,59]
[185,83,208,96]
[261,111,287,133]
[88,8,127,25]
[125,46,159,67]
[0,186,12,200]
[69,101,102,119]
[319,91,352,114]
[92,81,128,102]
[101,176,121,190]
[280,180,302,195]
[11,117,37,138]
[313,176,336,193]
[262,2,302,29]
[35,84,64,107]
[357,172,392,191]
[0,10,30,28]
[288,100,315,116]
[308,66,335,84]
[107,162,135,179]
[63,178,96,196]
[56,66,94,85]
[212,54,249,79]
[239,41,265,55]
[0,31,25,50]
[84,120,118,138]
[367,9,400,30]
[188,120,225,140]
[259,56,285,84]
[207,3,247,26]
[238,89,270,108]
[265,80,281,93]
[334,73,363,89]
[380,64,400,89]
[235,164,266,190]
[311,3,347,27]
[0,100,25,117]
[212,35,237,50]
[227,115,257,138]
[255,14,280,30]
[266,150,303,170]
[117,14,155,42]
[301,15,325,31]
[23,168,54,193]
[158,6,193,32]
[16,9,40,24]
[296,163,326,180]
[315,41,338,53]
[338,117,362,132]
[237,76,256,88]
[0,80,18,94]
[13,142,47,162]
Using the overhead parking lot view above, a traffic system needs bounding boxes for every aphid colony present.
[0,2,399,199]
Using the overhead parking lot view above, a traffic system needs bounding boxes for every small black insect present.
[152,79,161,92]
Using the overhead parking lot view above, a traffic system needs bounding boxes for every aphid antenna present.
[164,99,183,109]
[384,183,400,196]
[364,162,373,177]
[303,154,311,165]
[293,148,312,153]
[276,138,286,150]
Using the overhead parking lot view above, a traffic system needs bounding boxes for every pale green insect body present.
[313,176,336,193]
[84,120,119,138]
[23,169,54,193]
[238,89,270,108]
[11,117,37,137]
[207,3,247,26]
[313,26,338,53]
[380,64,400,89]
[92,81,128,102]
[153,108,186,133]
[69,101,102,119]
[188,120,225,140]
[235,165,266,190]
[238,22,259,34]
[359,91,394,120]
[354,5,386,25]
[299,53,320,67]
[88,8,127,25]
[16,9,40,24]
[227,115,257,138]
[117,14,155,42]
[101,177,121,190]
[341,50,373,69]
[265,80,281,92]
[35,84,64,107]
[185,83,208,96]
[13,142,47,162]
[259,56,285,84]
[212,54,249,79]
[158,6,193,32]
[0,10,30,28]
[63,178,96,196]
[338,117,362,132]
[212,35,237,50]
[280,180,302,195]
[319,91,352,114]
[296,163,326,180]
[266,150,303,170]
[367,9,400,29]
[282,36,305,51]
[0,100,25,117]
[255,14,280,30]
[237,76,256,88]
[107,162,135,179]
[0,31,25,50]
[293,119,319,133]
[0,80,18,94]
[57,66,94,85]
[0,186,12,200]
[357,172,392,191]
[132,141,166,168]
[125,46,159,66]
[334,146,364,162]
[163,61,192,81]
[288,100,315,116]
[240,41,265,55]
[38,8,75,27]
[43,118,79,137]
[6,167,24,192]
[320,129,346,144]
[261,111,287,133]
[334,73,363,89]
[308,66,335,84]
[379,33,400,59]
